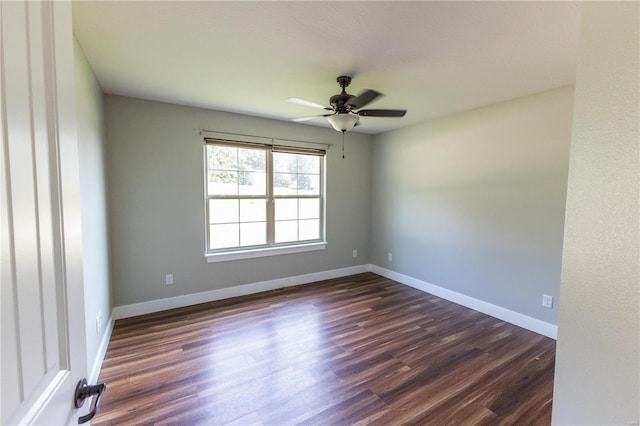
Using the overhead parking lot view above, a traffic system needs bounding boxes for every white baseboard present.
[110,263,556,340]
[112,264,371,320]
[88,315,114,384]
[370,265,558,339]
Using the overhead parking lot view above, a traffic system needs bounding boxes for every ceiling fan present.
[288,75,407,132]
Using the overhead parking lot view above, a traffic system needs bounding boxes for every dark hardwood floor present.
[94,273,556,425]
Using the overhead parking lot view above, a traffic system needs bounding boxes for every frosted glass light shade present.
[327,113,359,132]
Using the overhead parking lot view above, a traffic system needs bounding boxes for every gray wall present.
[73,37,112,374]
[105,96,371,306]
[552,2,639,424]
[370,86,574,324]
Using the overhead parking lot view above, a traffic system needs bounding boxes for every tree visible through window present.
[205,140,325,252]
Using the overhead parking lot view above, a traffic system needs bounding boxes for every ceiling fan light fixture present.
[327,113,359,132]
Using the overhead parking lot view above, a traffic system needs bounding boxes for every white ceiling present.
[72,1,581,135]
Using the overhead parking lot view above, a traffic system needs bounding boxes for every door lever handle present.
[74,378,107,424]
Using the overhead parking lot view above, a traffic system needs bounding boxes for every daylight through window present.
[205,139,325,254]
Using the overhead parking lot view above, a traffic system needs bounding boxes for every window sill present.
[205,242,327,263]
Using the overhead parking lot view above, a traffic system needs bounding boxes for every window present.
[205,138,325,261]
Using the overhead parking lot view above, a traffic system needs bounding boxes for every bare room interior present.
[1,1,638,425]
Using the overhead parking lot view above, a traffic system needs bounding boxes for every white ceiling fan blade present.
[287,97,329,110]
[292,115,323,122]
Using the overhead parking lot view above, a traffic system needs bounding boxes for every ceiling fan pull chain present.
[342,131,345,159]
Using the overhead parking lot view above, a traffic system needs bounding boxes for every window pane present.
[275,220,298,243]
[297,155,320,174]
[297,174,319,195]
[240,222,266,246]
[209,170,238,195]
[299,219,320,240]
[275,199,297,221]
[239,171,266,195]
[209,199,239,224]
[238,148,266,171]
[208,145,237,171]
[273,152,297,173]
[206,142,325,253]
[240,199,266,222]
[274,173,297,195]
[210,224,239,249]
[299,199,319,219]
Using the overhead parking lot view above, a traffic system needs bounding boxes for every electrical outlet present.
[352,249,358,258]
[542,294,553,308]
[388,253,393,262]
[95,312,103,334]
[166,274,174,285]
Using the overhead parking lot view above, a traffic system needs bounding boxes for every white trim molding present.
[112,264,370,320]
[371,265,558,339]
[206,242,327,263]
[88,315,115,385]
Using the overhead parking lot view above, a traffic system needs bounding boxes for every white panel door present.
[1,1,90,424]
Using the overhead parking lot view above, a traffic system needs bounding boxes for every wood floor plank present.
[94,272,555,425]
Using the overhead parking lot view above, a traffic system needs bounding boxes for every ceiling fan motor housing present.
[331,75,355,112]
[330,94,354,112]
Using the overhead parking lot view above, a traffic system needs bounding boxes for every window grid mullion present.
[266,151,275,245]
[272,195,320,199]
[295,157,300,241]
[236,153,241,246]
[298,201,302,241]
[208,195,267,200]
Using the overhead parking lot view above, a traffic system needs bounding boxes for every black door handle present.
[74,378,107,424]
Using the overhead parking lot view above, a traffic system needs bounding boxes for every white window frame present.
[203,135,327,263]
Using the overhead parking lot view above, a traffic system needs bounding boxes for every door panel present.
[1,1,88,424]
